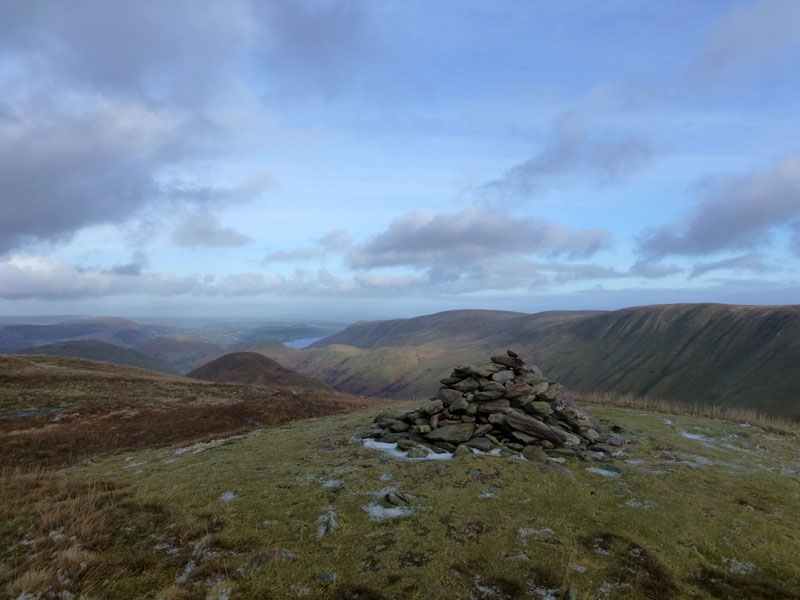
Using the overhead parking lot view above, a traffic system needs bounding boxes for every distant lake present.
[283,337,321,349]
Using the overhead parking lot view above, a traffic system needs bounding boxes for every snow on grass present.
[362,438,453,460]
[218,491,237,502]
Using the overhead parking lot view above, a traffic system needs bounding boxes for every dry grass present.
[580,390,798,435]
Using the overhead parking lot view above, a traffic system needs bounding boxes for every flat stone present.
[437,388,463,405]
[373,408,409,422]
[407,446,428,459]
[473,390,505,402]
[425,422,475,443]
[486,414,507,428]
[460,415,476,423]
[439,377,463,386]
[474,424,493,436]
[388,420,409,432]
[480,381,506,392]
[525,375,545,385]
[466,402,479,416]
[454,444,472,458]
[452,378,480,393]
[525,401,553,416]
[506,442,524,452]
[542,384,564,400]
[465,437,495,451]
[477,399,511,413]
[491,369,515,383]
[504,383,532,398]
[491,355,525,369]
[397,439,417,450]
[379,432,408,443]
[449,396,469,412]
[432,441,457,452]
[470,363,504,378]
[589,443,616,454]
[506,410,567,445]
[409,425,431,435]
[522,445,548,463]
[511,430,538,445]
[581,428,600,443]
[529,381,549,395]
[420,400,443,415]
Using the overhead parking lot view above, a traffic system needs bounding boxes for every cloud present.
[0,255,200,300]
[319,229,353,251]
[107,251,150,276]
[690,253,776,278]
[348,206,611,269]
[261,247,321,263]
[638,153,800,258]
[479,115,653,201]
[171,212,252,248]
[628,260,683,279]
[691,0,800,81]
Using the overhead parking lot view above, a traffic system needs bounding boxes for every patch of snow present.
[321,479,342,488]
[570,564,587,574]
[123,461,146,469]
[49,528,65,542]
[218,492,236,502]
[262,520,279,527]
[20,539,35,546]
[379,473,393,481]
[547,457,566,463]
[518,527,555,544]
[363,502,413,521]
[659,417,674,425]
[362,438,453,461]
[125,456,134,462]
[176,560,196,584]
[586,467,621,478]
[529,585,559,600]
[723,557,756,575]
[625,499,646,508]
[479,492,496,498]
[626,459,645,465]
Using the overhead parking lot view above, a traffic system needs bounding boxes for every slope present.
[266,304,800,418]
[187,352,333,392]
[11,340,179,375]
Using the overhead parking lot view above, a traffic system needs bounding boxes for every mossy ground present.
[3,405,800,599]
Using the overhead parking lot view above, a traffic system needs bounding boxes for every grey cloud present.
[319,229,353,251]
[690,253,776,278]
[348,206,611,269]
[107,251,150,276]
[480,116,654,200]
[261,247,321,264]
[628,260,683,279]
[638,153,800,258]
[172,212,252,248]
[691,0,800,81]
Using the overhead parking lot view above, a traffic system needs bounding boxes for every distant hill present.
[258,304,800,418]
[135,336,226,374]
[12,340,179,375]
[0,316,150,351]
[187,352,333,392]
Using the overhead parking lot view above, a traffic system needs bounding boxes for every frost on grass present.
[586,466,621,478]
[517,527,555,545]
[363,502,413,521]
[218,491,237,502]
[723,557,756,575]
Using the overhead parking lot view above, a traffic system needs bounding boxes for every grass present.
[3,402,800,599]
[581,390,799,435]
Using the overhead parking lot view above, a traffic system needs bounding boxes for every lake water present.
[284,337,321,349]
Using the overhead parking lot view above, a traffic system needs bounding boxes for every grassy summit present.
[3,399,799,599]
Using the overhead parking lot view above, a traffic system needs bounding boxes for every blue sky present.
[1,0,799,319]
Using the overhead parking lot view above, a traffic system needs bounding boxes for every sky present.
[1,0,799,320]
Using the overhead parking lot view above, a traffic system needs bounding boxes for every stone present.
[449,396,469,412]
[315,572,337,584]
[506,410,567,445]
[373,408,409,422]
[465,437,495,452]
[474,423,493,436]
[525,401,553,416]
[511,394,536,409]
[452,378,480,392]
[486,414,507,428]
[466,402,479,416]
[397,439,417,451]
[432,441,457,452]
[525,375,546,385]
[504,382,532,398]
[454,444,473,458]
[379,432,407,443]
[407,446,428,459]
[507,349,519,358]
[440,377,463,386]
[491,369,515,383]
[438,388,463,405]
[477,399,511,413]
[582,428,600,443]
[469,363,504,378]
[388,420,410,432]
[589,443,616,454]
[529,381,549,395]
[359,426,384,439]
[490,355,525,369]
[473,390,505,402]
[522,446,548,463]
[481,381,506,392]
[420,400,443,415]
[538,464,576,480]
[506,442,524,452]
[460,415,476,423]
[409,425,431,435]
[605,433,625,447]
[425,423,475,443]
[511,430,538,445]
[542,384,564,401]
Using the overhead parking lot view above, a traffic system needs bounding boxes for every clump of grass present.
[580,390,798,434]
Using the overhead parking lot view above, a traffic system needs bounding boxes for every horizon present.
[2,1,800,318]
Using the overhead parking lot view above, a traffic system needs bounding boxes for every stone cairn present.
[361,350,624,461]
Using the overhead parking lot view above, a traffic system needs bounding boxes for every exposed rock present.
[425,423,475,443]
[522,446,548,463]
[452,378,480,392]
[476,398,511,413]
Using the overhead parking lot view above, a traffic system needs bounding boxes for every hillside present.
[187,352,333,392]
[0,316,150,351]
[3,400,798,599]
[257,304,800,418]
[10,340,179,375]
[0,355,385,469]
[135,336,226,374]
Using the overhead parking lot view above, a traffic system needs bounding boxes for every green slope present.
[263,304,800,418]
[11,340,179,375]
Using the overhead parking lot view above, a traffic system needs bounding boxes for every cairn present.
[361,351,624,461]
